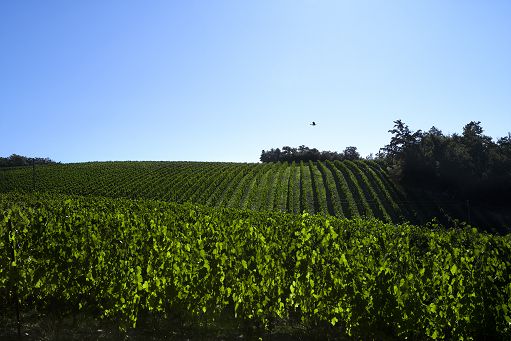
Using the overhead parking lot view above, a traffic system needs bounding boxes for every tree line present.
[0,154,58,168]
[260,145,360,163]
[379,120,511,204]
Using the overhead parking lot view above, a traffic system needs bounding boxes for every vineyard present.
[1,193,511,339]
[2,161,511,338]
[1,160,501,230]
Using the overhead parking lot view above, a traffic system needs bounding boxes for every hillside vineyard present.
[2,162,511,338]
[1,160,454,224]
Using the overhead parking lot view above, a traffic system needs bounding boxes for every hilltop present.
[1,159,509,232]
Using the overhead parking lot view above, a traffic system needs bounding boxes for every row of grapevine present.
[169,163,215,201]
[299,161,315,213]
[308,161,329,216]
[205,164,247,206]
[324,160,358,217]
[152,164,190,199]
[195,163,235,205]
[241,163,273,210]
[184,163,230,203]
[344,160,392,221]
[220,164,256,208]
[273,162,290,212]
[255,164,278,211]
[225,164,262,209]
[316,161,344,217]
[333,161,374,218]
[1,193,510,339]
[355,160,402,221]
[287,162,300,214]
[365,161,421,222]
[1,160,436,223]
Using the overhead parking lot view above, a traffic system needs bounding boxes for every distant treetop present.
[0,154,58,167]
[260,145,360,163]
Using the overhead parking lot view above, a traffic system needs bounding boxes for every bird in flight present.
[310,121,317,126]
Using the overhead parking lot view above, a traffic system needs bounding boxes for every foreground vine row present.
[1,193,510,339]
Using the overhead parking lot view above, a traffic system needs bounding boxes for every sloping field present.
[0,160,499,227]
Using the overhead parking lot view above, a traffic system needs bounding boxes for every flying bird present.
[310,121,317,126]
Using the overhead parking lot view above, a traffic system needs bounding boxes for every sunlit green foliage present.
[1,193,510,338]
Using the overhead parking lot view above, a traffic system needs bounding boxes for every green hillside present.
[2,160,505,230]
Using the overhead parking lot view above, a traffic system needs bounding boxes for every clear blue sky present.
[1,1,510,163]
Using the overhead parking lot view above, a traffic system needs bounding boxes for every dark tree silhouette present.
[379,120,511,204]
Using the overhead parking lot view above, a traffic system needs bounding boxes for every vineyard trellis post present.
[32,158,35,191]
[8,218,22,338]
